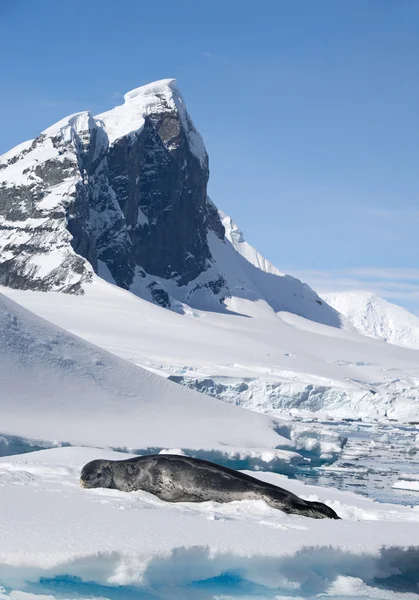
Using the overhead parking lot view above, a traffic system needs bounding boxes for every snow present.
[393,480,419,492]
[4,274,419,421]
[37,181,75,211]
[0,139,33,164]
[40,111,92,141]
[0,291,319,468]
[96,78,207,166]
[322,291,419,350]
[97,260,117,285]
[0,136,59,187]
[0,113,93,291]
[393,474,419,492]
[220,208,285,277]
[0,446,418,599]
[136,205,149,226]
[165,220,349,327]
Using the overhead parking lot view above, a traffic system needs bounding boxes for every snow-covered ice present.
[393,474,419,492]
[0,446,418,599]
[3,274,419,421]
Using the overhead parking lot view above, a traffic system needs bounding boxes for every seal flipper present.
[306,500,341,519]
[264,492,340,519]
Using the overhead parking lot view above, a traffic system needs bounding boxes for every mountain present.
[0,79,342,327]
[322,291,419,350]
[1,79,419,421]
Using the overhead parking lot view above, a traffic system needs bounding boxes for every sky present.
[1,0,418,313]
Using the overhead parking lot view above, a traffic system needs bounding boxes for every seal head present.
[80,459,113,489]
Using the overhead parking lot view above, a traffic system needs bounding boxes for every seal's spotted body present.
[80,454,340,519]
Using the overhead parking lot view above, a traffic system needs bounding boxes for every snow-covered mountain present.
[0,79,342,327]
[322,291,419,350]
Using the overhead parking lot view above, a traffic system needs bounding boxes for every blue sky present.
[1,1,418,312]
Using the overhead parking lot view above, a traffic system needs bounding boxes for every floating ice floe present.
[393,474,419,492]
[0,447,419,599]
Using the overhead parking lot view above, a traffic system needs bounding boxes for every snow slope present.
[218,209,347,323]
[322,291,419,350]
[0,446,418,599]
[0,291,345,469]
[3,277,419,421]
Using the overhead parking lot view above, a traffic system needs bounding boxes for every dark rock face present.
[107,114,217,286]
[0,81,225,297]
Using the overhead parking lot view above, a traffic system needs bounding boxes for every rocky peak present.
[0,79,222,294]
[0,79,343,327]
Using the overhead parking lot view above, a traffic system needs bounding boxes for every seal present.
[80,454,340,519]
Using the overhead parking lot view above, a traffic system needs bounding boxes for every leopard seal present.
[80,454,340,519]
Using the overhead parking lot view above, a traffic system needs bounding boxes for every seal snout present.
[80,469,97,488]
[80,459,113,490]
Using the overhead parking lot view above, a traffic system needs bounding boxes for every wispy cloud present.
[204,51,214,59]
[343,267,419,281]
[282,267,419,315]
